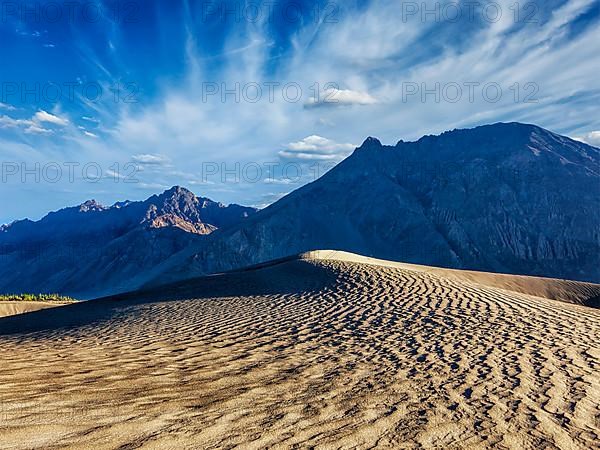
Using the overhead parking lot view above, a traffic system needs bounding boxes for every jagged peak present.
[148,186,198,207]
[78,199,106,212]
[359,136,383,148]
[155,186,201,202]
[112,201,132,209]
[163,185,193,196]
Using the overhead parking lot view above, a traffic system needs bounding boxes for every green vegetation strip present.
[0,294,77,303]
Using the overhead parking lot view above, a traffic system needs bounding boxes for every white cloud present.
[83,131,99,138]
[305,88,378,108]
[34,110,69,126]
[0,110,69,135]
[573,131,600,147]
[137,182,171,190]
[0,102,16,111]
[131,153,171,165]
[0,115,32,128]
[279,135,356,161]
[24,125,53,135]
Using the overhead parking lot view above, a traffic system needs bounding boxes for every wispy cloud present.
[1,0,599,221]
[279,135,356,161]
[25,124,54,135]
[305,88,378,108]
[0,102,16,111]
[0,110,69,135]
[131,154,171,166]
[34,110,69,126]
[573,131,600,147]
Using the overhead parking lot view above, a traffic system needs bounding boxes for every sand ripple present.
[0,253,599,449]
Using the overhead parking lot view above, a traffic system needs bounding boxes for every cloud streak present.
[279,135,356,161]
[34,110,69,126]
[574,131,600,147]
[305,88,378,108]
[0,0,599,221]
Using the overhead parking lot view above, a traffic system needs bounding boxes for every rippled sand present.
[0,301,66,319]
[1,251,599,449]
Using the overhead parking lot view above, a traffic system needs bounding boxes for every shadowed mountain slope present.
[153,122,600,286]
[1,122,598,299]
[0,187,256,298]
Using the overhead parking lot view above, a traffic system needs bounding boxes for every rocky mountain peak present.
[112,201,132,209]
[78,199,106,213]
[358,136,383,149]
[150,186,202,210]
[162,185,194,198]
[163,122,599,285]
[138,186,257,235]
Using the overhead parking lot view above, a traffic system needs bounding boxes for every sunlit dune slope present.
[0,251,599,449]
[0,301,65,319]
[300,250,600,307]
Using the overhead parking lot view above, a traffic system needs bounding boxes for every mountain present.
[0,186,254,241]
[0,187,256,298]
[1,122,598,299]
[151,122,600,286]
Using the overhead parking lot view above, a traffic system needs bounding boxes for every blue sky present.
[1,0,599,224]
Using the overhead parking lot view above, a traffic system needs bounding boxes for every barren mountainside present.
[0,122,598,299]
[0,187,256,298]
[154,122,600,286]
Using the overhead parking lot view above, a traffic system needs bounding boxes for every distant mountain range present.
[0,187,256,298]
[1,122,598,298]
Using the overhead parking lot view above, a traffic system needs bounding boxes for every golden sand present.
[1,251,598,449]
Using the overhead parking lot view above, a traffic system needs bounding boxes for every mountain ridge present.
[0,122,598,298]
[0,187,257,298]
[148,122,600,287]
[0,186,256,240]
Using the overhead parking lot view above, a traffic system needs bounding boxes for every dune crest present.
[1,251,599,448]
[299,250,600,307]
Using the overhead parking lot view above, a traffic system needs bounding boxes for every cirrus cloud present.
[34,110,69,126]
[305,88,378,108]
[131,153,172,166]
[279,135,357,161]
[573,131,600,147]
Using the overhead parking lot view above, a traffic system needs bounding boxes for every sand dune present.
[0,251,599,449]
[301,251,600,307]
[0,301,67,319]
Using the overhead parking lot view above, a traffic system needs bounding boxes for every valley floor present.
[0,252,599,449]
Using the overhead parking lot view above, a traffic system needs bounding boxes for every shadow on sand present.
[0,258,338,336]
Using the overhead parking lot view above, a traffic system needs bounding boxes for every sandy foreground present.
[0,302,71,319]
[0,251,599,449]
